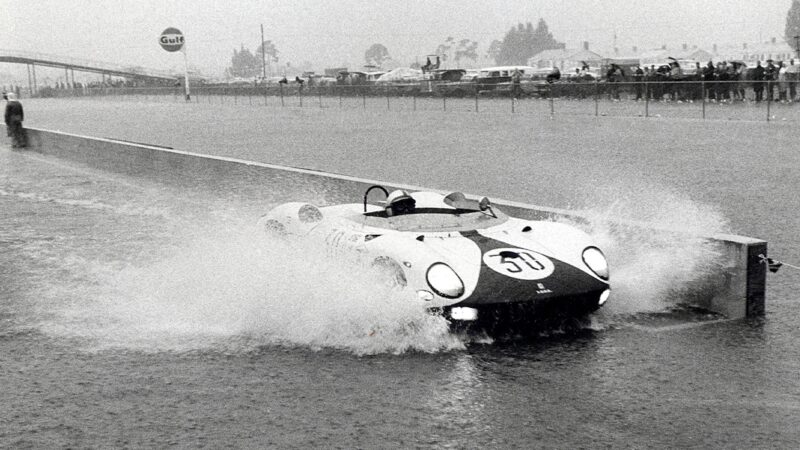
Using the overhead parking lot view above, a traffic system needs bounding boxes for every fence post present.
[511,96,515,113]
[594,80,599,117]
[386,89,390,111]
[299,87,303,108]
[443,95,447,112]
[280,84,285,107]
[701,80,706,120]
[549,85,554,117]
[319,89,323,109]
[475,86,479,113]
[339,86,342,109]
[767,82,771,122]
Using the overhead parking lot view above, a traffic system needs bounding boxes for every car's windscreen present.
[356,208,508,232]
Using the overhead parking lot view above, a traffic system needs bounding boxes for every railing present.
[23,79,800,123]
[0,48,180,80]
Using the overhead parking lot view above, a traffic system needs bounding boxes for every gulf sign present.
[159,27,184,52]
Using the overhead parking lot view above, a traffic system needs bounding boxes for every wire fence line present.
[28,80,800,123]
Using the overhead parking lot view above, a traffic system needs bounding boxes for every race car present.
[258,186,610,331]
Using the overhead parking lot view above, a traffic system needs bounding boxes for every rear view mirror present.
[479,197,491,211]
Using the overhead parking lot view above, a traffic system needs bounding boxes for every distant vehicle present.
[336,70,387,85]
[565,67,601,81]
[258,187,611,332]
[475,65,536,93]
[375,67,425,84]
[427,69,475,97]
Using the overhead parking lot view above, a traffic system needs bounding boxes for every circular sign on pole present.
[159,27,185,52]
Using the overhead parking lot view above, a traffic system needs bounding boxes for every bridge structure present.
[0,49,182,95]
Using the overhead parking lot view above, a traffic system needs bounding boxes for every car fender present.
[258,202,324,236]
[364,233,482,306]
[480,218,603,279]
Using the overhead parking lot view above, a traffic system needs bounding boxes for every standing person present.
[752,61,765,102]
[733,61,747,101]
[702,61,716,101]
[510,68,522,99]
[669,61,683,101]
[764,59,777,101]
[606,64,620,100]
[633,65,644,100]
[789,59,798,102]
[778,61,788,102]
[4,92,25,148]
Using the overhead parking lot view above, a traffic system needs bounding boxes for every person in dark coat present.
[764,59,777,101]
[752,61,766,102]
[702,61,716,100]
[633,65,644,100]
[4,92,25,148]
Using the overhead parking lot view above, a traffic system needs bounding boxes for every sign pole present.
[159,27,189,101]
[182,46,191,101]
[261,24,268,105]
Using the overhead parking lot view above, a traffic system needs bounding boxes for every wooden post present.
[594,79,599,117]
[702,80,706,120]
[766,82,771,122]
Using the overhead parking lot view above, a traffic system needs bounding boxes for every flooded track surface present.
[3,100,800,447]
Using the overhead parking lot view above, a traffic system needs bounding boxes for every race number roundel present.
[483,248,555,280]
[159,27,185,52]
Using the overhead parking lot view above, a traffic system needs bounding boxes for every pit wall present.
[17,126,767,319]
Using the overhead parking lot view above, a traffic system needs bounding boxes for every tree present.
[258,40,280,63]
[434,36,456,66]
[256,40,280,77]
[493,18,564,65]
[225,45,260,78]
[486,39,503,62]
[786,0,800,53]
[365,43,390,67]
[454,39,479,66]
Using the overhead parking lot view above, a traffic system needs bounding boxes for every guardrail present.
[23,79,800,122]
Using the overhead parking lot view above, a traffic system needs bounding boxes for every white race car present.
[259,186,610,331]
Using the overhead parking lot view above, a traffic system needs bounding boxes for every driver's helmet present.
[385,189,416,216]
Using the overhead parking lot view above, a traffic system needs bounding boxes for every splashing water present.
[576,183,730,315]
[36,225,464,355]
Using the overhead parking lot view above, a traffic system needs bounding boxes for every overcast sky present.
[1,0,792,78]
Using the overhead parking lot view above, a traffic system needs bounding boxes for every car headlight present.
[426,263,464,298]
[582,247,609,280]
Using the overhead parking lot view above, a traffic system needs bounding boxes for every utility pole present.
[260,24,267,81]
